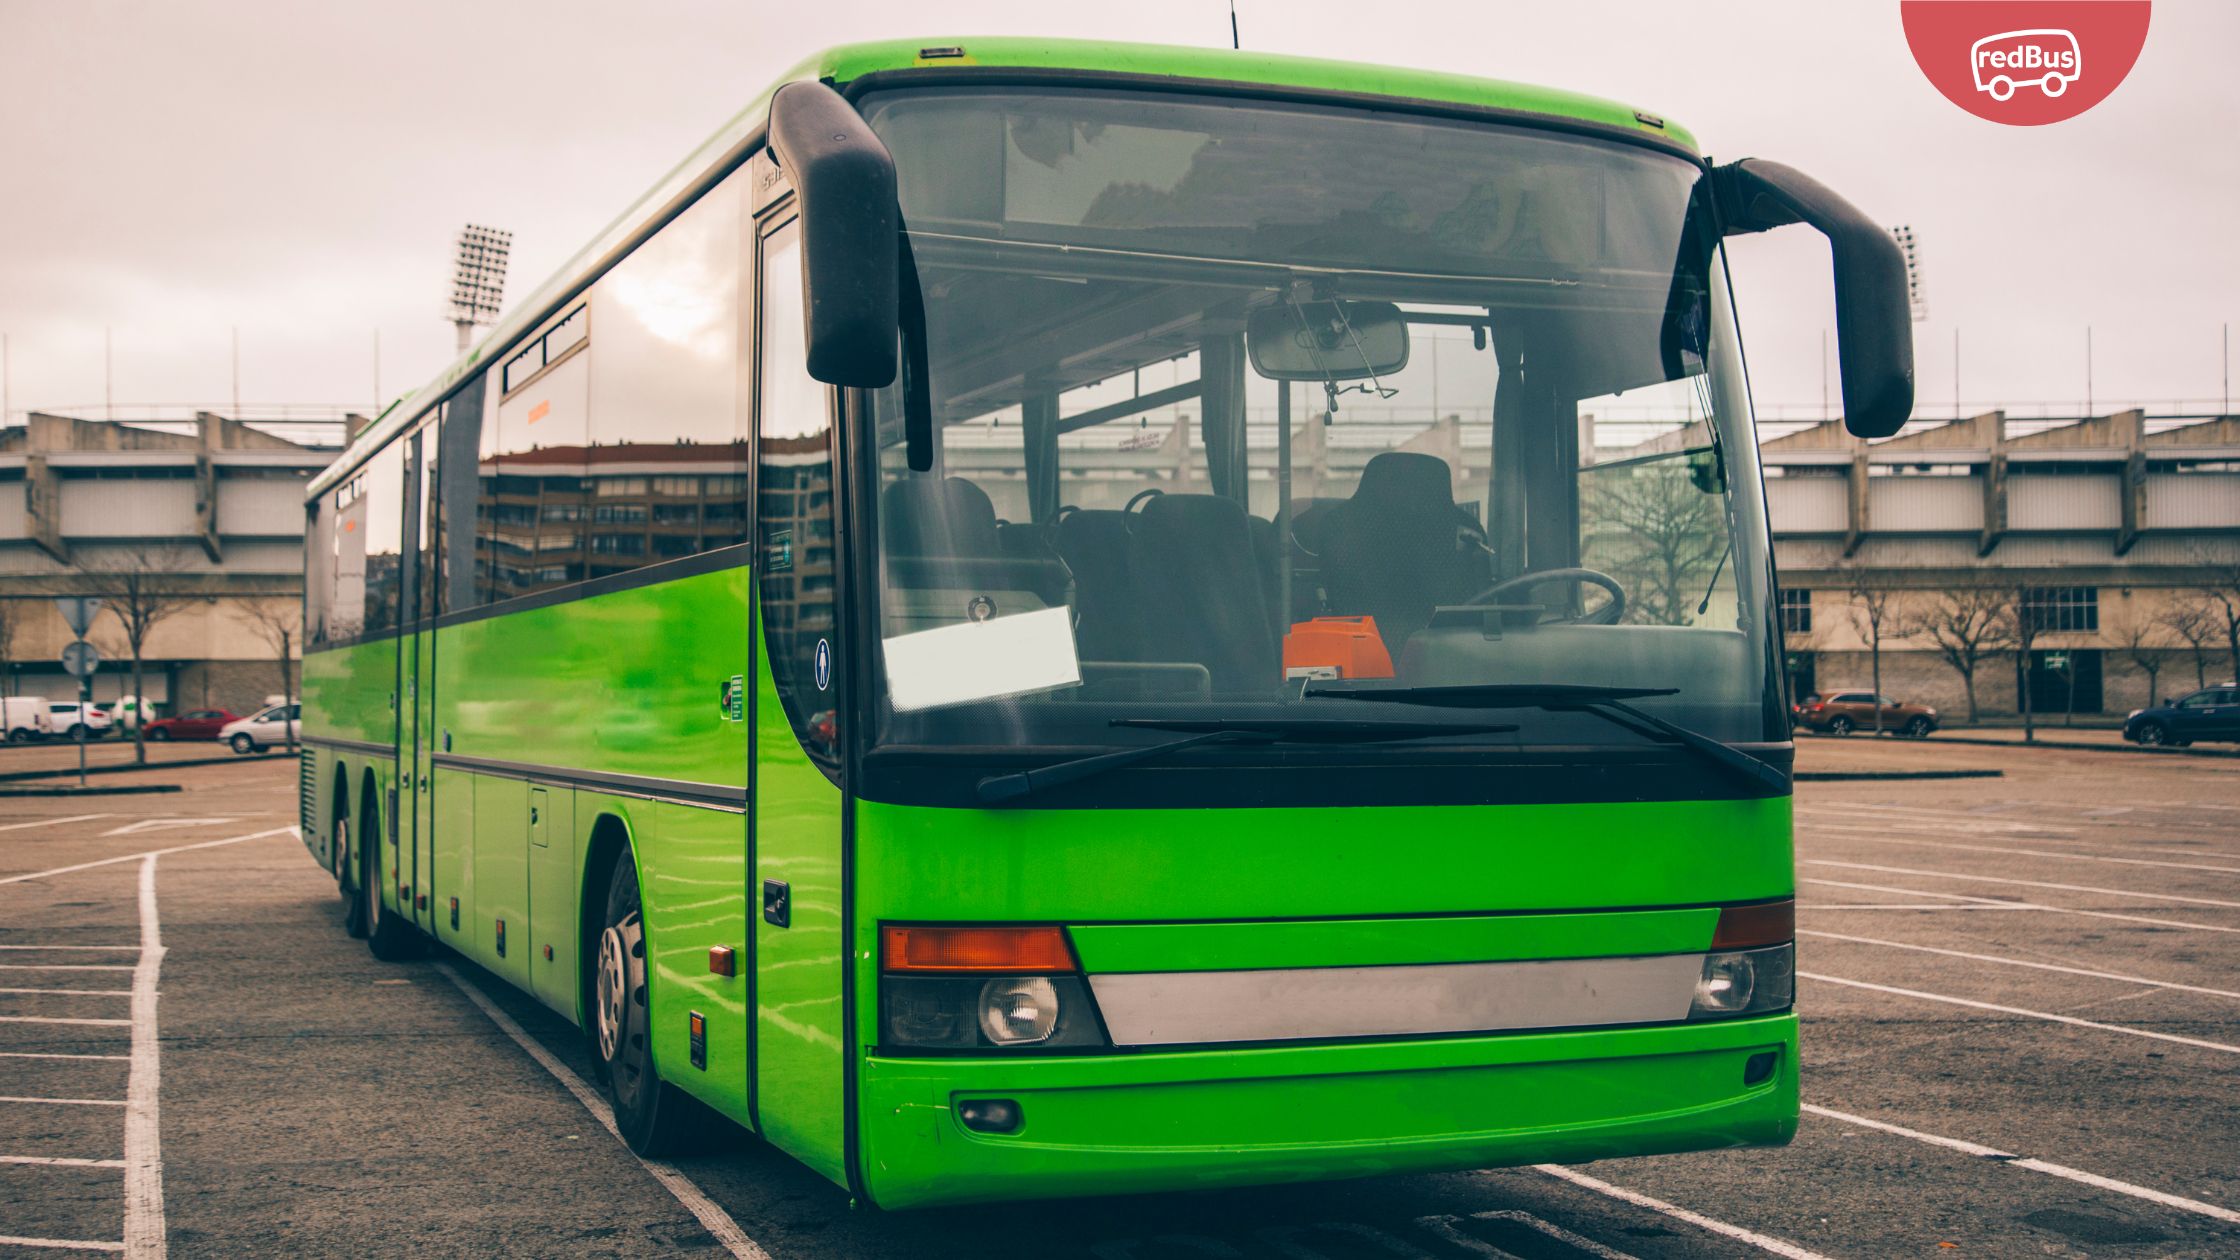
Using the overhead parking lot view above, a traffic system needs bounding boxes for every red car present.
[143,708,241,742]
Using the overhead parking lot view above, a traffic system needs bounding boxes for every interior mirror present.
[1710,158,1914,439]
[1247,300,1410,381]
[768,81,900,389]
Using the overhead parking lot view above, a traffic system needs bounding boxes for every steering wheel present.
[1465,567,1628,626]
[1124,488,1166,513]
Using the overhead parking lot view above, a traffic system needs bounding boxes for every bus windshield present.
[856,87,1779,767]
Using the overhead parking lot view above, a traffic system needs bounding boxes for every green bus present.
[299,37,1912,1209]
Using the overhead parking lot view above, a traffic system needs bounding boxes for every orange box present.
[1282,616,1395,681]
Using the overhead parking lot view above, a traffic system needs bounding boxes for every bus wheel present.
[363,813,425,961]
[596,856,712,1155]
[339,818,369,939]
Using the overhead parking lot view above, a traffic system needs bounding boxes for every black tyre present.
[149,728,170,742]
[6,728,26,744]
[1904,717,1933,739]
[595,856,715,1155]
[68,724,87,741]
[1827,715,1855,736]
[338,816,370,939]
[230,734,258,755]
[2134,721,2168,747]
[363,804,425,961]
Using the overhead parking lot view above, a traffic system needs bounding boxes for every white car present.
[46,702,113,740]
[220,703,300,754]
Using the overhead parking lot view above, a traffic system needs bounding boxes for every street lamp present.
[448,223,513,353]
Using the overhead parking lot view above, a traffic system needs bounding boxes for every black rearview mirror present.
[1711,159,1914,439]
[1247,300,1410,382]
[768,81,900,390]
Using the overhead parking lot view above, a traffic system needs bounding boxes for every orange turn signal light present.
[1711,898,1795,950]
[880,925,1077,974]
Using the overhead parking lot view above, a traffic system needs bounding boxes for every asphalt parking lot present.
[1,740,2237,1258]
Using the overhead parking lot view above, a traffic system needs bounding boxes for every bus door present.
[749,201,852,1182]
[400,422,438,932]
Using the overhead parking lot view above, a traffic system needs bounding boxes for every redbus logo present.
[1971,28,2080,101]
[1902,1,2150,126]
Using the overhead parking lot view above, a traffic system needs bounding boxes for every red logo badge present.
[1901,1,2151,125]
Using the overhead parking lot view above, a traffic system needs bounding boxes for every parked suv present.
[46,702,113,740]
[1794,690,1939,738]
[2124,686,2239,747]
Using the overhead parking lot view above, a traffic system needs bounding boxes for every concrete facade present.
[0,412,343,716]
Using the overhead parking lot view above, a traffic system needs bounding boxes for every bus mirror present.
[768,81,900,389]
[1710,159,1913,439]
[1247,300,1410,381]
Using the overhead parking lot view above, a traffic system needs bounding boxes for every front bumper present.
[858,1012,1797,1208]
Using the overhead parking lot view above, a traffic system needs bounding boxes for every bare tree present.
[1582,455,1728,627]
[81,546,197,767]
[1916,582,2012,725]
[2197,550,2240,684]
[2004,584,2056,743]
[2156,601,2220,690]
[2118,615,2167,709]
[0,598,18,699]
[1843,568,1910,734]
[240,596,301,752]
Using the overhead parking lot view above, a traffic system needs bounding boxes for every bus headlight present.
[1689,944,1794,1018]
[882,975,1105,1049]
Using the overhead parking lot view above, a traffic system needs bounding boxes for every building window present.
[1778,587,1813,634]
[2021,586,2097,633]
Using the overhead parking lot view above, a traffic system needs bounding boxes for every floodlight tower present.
[448,223,513,352]
[1889,224,1927,323]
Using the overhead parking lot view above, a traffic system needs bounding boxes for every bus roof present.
[310,37,1692,498]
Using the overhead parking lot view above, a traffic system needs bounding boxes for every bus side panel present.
[609,794,752,1128]
[430,766,474,950]
[301,637,397,750]
[527,785,578,1017]
[753,659,848,1187]
[471,774,532,991]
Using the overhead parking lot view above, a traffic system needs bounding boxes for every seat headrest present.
[1352,452,1456,507]
[880,476,999,555]
[1136,492,1251,537]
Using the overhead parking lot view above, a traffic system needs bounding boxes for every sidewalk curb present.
[0,783,184,797]
[0,750,293,784]
[1913,735,2240,760]
[1795,769,2005,782]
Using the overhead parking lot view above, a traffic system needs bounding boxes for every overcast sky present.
[3,1,2235,425]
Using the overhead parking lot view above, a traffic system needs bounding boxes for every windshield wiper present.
[975,717,1516,805]
[1304,683,1788,793]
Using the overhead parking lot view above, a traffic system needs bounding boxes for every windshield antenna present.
[1230,0,1241,48]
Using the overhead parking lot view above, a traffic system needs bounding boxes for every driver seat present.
[1318,452,1490,652]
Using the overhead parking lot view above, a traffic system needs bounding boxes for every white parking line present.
[1804,860,2240,911]
[0,945,139,952]
[124,853,166,1260]
[1800,929,2240,1000]
[0,1155,125,1168]
[1802,903,2047,911]
[0,814,112,834]
[0,964,136,972]
[0,825,294,887]
[1529,1166,1833,1259]
[1805,1105,2240,1226]
[1419,1210,1636,1258]
[0,1235,123,1253]
[1802,877,2240,935]
[0,1015,131,1027]
[434,963,770,1260]
[0,1096,127,1107]
[1800,972,2240,1055]
[1816,832,2240,876]
[0,987,132,997]
[0,1052,127,1062]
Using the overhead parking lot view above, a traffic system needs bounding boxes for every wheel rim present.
[596,926,628,1062]
[2140,724,2165,745]
[1831,718,1852,735]
[233,736,252,753]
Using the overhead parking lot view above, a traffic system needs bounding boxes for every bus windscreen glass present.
[858,88,1778,772]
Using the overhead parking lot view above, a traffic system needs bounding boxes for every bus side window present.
[755,216,841,771]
